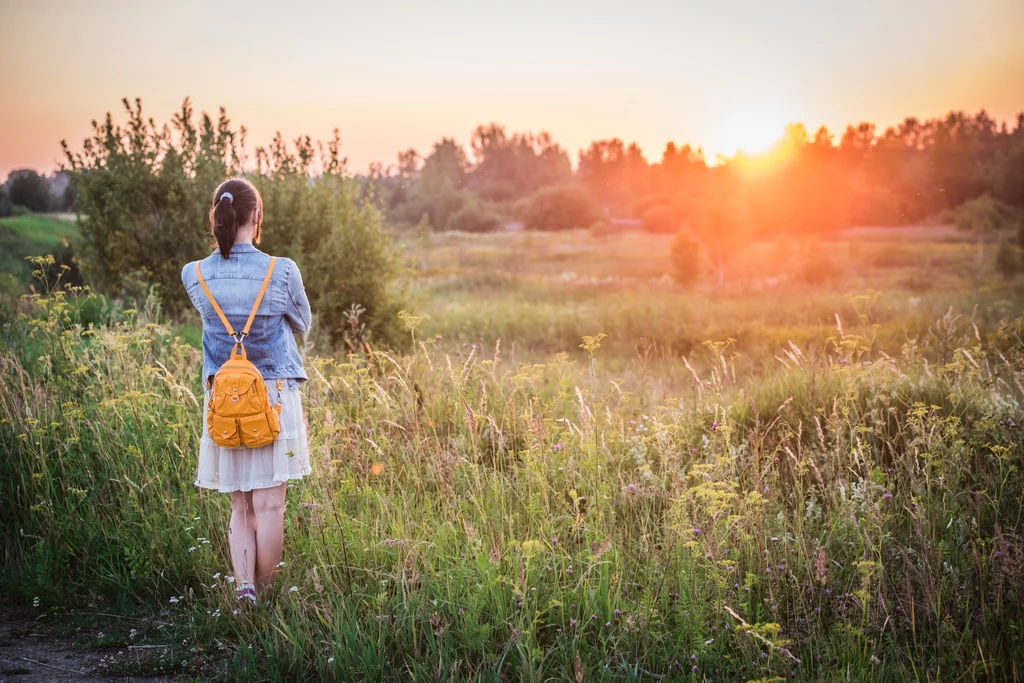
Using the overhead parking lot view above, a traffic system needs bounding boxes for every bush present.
[642,204,680,233]
[996,239,1019,278]
[446,199,502,233]
[64,97,405,348]
[954,195,1020,233]
[670,229,700,286]
[519,184,600,231]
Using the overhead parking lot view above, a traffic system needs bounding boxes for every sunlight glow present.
[716,104,791,157]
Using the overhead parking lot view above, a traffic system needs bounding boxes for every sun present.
[715,104,790,158]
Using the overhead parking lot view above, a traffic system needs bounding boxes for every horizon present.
[2,0,1024,179]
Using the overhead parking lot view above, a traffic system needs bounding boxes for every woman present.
[180,177,312,604]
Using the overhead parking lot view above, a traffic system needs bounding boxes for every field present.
[0,213,80,291]
[2,224,1024,681]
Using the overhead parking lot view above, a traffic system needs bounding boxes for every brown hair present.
[210,178,263,259]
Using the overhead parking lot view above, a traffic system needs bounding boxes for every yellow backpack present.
[195,257,282,449]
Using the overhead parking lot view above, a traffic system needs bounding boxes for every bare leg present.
[252,482,287,594]
[228,491,257,587]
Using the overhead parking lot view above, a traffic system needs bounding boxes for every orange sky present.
[2,0,1023,178]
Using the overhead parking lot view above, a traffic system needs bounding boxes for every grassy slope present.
[0,214,81,287]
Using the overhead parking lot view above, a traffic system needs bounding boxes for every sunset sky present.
[2,0,1023,179]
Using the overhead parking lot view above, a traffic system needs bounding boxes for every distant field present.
[397,225,1024,371]
[0,214,81,288]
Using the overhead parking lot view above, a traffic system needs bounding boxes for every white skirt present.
[195,383,312,493]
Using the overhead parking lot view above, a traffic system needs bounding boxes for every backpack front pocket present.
[208,413,242,448]
[239,412,280,448]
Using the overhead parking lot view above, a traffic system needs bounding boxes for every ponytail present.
[208,178,262,259]
[212,194,237,259]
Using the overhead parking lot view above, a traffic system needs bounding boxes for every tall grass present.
[2,258,1023,681]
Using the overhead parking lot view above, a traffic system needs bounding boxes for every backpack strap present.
[195,262,236,337]
[194,257,278,342]
[242,257,277,336]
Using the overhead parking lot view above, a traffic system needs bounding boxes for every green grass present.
[1,260,1023,681]
[0,214,81,289]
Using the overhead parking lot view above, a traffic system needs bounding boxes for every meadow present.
[2,224,1024,681]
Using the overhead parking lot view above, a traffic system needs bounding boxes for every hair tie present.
[219,192,233,204]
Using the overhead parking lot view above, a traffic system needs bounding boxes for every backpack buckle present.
[231,332,248,343]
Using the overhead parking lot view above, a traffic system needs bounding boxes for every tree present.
[698,176,752,286]
[468,123,571,200]
[6,169,53,212]
[0,184,11,218]
[421,138,468,193]
[670,229,700,286]
[518,184,600,231]
[953,195,1018,263]
[577,139,649,213]
[64,97,405,347]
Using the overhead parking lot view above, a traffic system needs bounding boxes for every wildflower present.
[32,597,40,608]
[692,528,702,536]
[692,666,698,673]
[169,597,180,604]
[883,492,893,500]
[370,462,384,476]
[227,576,235,584]
[566,565,573,575]
[711,422,718,430]
[188,547,197,553]
[553,443,563,451]
[569,618,577,630]
[213,573,221,579]
[289,586,299,593]
[328,657,335,664]
[277,561,286,567]
[627,483,637,493]
[605,621,611,628]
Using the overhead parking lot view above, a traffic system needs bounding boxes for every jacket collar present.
[211,243,260,255]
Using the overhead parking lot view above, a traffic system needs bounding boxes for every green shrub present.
[670,229,700,286]
[446,198,502,233]
[518,184,600,231]
[641,204,679,233]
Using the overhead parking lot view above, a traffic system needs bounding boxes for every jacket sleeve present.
[181,261,200,312]
[284,260,312,334]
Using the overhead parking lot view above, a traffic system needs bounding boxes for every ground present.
[0,605,178,683]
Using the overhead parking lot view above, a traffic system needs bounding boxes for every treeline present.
[0,169,76,217]
[372,111,1024,236]
[39,99,1024,350]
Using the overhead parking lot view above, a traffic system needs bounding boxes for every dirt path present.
[0,605,178,683]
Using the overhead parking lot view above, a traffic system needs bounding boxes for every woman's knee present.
[252,484,286,515]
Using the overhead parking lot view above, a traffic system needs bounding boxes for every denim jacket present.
[181,244,311,388]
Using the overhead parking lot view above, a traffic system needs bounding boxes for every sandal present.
[234,582,257,605]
